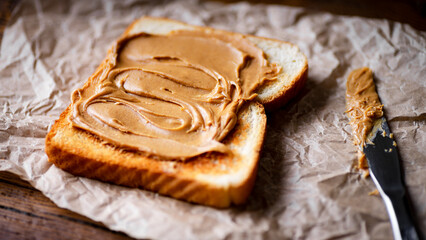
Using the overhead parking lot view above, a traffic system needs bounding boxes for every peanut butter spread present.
[70,29,280,160]
[345,67,383,170]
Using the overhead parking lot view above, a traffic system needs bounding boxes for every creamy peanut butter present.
[346,67,383,170]
[70,29,280,160]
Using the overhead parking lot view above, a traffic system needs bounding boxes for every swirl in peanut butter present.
[70,30,280,160]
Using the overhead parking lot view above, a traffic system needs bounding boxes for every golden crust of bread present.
[45,17,308,208]
[46,103,266,208]
[261,62,308,110]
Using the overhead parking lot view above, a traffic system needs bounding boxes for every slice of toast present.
[45,17,308,208]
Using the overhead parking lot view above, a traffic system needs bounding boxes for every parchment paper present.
[1,0,425,239]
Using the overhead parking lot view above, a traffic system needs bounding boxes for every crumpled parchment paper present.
[1,0,425,239]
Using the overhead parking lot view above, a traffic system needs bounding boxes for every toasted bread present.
[45,17,308,208]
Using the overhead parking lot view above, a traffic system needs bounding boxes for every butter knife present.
[345,67,420,240]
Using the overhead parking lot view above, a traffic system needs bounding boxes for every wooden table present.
[0,172,132,240]
[1,1,424,239]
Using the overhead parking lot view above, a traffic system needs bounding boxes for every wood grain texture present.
[0,0,424,239]
[0,171,134,240]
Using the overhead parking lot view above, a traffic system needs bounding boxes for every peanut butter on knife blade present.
[345,67,383,171]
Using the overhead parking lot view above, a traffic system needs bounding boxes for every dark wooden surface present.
[221,0,426,31]
[1,1,424,240]
[0,172,133,240]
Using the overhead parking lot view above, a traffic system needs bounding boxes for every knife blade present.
[363,117,419,240]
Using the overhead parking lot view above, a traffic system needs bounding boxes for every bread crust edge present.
[45,103,266,208]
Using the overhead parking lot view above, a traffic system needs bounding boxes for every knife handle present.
[388,194,420,240]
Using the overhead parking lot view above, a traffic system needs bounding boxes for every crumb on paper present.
[369,189,379,196]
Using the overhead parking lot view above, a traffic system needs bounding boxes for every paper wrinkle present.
[1,0,425,239]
